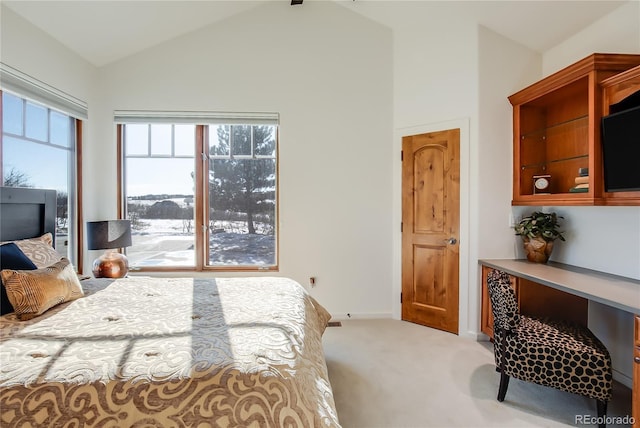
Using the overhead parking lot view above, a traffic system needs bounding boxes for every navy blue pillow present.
[1,243,38,315]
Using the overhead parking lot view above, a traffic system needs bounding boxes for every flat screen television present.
[601,105,640,192]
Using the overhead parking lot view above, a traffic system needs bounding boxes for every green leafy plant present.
[514,211,565,242]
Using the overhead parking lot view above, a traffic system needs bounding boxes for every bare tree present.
[56,192,68,230]
[3,168,33,187]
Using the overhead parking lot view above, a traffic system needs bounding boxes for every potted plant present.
[514,211,565,263]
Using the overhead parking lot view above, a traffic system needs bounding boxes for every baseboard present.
[330,312,392,321]
[612,368,632,389]
[465,331,489,341]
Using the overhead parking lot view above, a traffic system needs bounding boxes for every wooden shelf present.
[509,53,640,206]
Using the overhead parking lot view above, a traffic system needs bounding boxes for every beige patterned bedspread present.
[0,276,340,427]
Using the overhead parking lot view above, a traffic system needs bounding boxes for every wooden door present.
[402,129,460,334]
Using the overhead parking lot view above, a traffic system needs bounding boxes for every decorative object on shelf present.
[514,211,565,263]
[87,220,132,278]
[533,175,551,194]
[569,168,589,193]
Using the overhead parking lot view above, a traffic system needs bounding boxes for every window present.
[1,91,82,266]
[207,124,277,266]
[119,114,278,271]
[123,123,197,267]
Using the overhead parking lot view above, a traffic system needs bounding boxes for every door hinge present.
[400,292,403,303]
[401,150,404,161]
[400,222,403,233]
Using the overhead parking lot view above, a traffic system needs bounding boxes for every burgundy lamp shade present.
[87,220,132,278]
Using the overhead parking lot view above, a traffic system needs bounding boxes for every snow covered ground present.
[127,219,275,267]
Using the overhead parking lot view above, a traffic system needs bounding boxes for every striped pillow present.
[1,258,84,320]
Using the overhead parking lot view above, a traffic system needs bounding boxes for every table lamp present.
[87,220,132,278]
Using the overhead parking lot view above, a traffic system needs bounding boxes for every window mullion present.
[229,125,234,159]
[195,125,206,270]
[171,124,175,157]
[47,109,51,144]
[21,98,26,138]
[147,124,152,156]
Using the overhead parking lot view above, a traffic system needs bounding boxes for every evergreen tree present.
[209,125,276,234]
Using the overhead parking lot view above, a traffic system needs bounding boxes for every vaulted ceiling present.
[3,0,626,67]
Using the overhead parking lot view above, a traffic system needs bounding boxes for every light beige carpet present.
[323,319,633,428]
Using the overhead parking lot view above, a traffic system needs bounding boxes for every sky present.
[126,157,195,196]
[2,92,71,193]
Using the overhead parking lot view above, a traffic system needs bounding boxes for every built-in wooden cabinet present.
[508,53,640,206]
[480,265,587,339]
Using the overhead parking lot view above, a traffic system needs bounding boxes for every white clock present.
[533,175,551,194]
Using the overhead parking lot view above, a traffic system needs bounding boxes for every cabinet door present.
[481,265,494,337]
[481,266,517,339]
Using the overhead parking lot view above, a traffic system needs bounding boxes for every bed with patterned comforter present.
[0,276,340,427]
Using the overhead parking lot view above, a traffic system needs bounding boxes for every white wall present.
[543,1,640,76]
[385,4,478,336]
[476,27,541,335]
[0,7,95,104]
[88,1,394,319]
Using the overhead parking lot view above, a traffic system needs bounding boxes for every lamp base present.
[92,250,129,278]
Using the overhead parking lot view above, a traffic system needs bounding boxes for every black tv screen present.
[601,105,640,192]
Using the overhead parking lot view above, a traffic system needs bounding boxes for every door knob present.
[446,238,457,245]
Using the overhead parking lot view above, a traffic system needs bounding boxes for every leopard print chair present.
[486,269,613,428]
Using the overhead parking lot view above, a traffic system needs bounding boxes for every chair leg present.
[596,400,607,428]
[497,372,510,402]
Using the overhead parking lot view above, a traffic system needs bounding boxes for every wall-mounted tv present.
[601,105,640,192]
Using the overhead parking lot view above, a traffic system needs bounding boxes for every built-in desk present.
[479,259,640,427]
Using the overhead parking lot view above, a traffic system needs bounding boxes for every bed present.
[0,187,341,427]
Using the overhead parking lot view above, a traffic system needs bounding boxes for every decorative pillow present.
[0,243,38,315]
[1,258,84,321]
[3,233,62,268]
